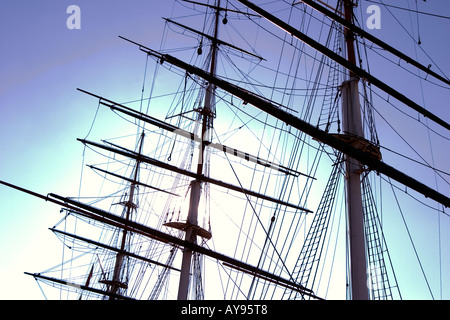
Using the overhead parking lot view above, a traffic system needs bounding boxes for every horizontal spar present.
[298,0,450,86]
[0,179,168,244]
[78,88,309,178]
[161,20,264,60]
[87,165,180,197]
[78,138,313,213]
[222,262,323,300]
[181,0,261,17]
[206,140,315,179]
[136,48,450,208]
[24,272,134,300]
[50,227,181,272]
[0,179,318,299]
[237,0,450,132]
[47,192,318,298]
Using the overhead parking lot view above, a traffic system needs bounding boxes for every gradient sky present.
[0,0,449,300]
[0,0,176,300]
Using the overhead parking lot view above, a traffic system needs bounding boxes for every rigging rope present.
[387,176,435,299]
[375,0,448,79]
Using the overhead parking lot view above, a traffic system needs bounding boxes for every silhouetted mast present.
[341,0,369,300]
[177,0,220,300]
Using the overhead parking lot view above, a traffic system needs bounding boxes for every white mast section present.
[342,0,369,300]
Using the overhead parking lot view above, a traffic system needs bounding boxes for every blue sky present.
[0,0,449,299]
[0,0,176,299]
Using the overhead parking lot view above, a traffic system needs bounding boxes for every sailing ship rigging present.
[2,0,449,300]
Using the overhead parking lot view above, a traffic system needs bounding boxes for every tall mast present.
[105,131,145,299]
[177,0,220,300]
[341,0,369,300]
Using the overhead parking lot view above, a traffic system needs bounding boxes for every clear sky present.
[0,0,449,300]
[0,0,177,299]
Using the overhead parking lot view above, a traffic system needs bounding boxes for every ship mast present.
[177,0,220,300]
[104,131,146,299]
[341,0,369,300]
